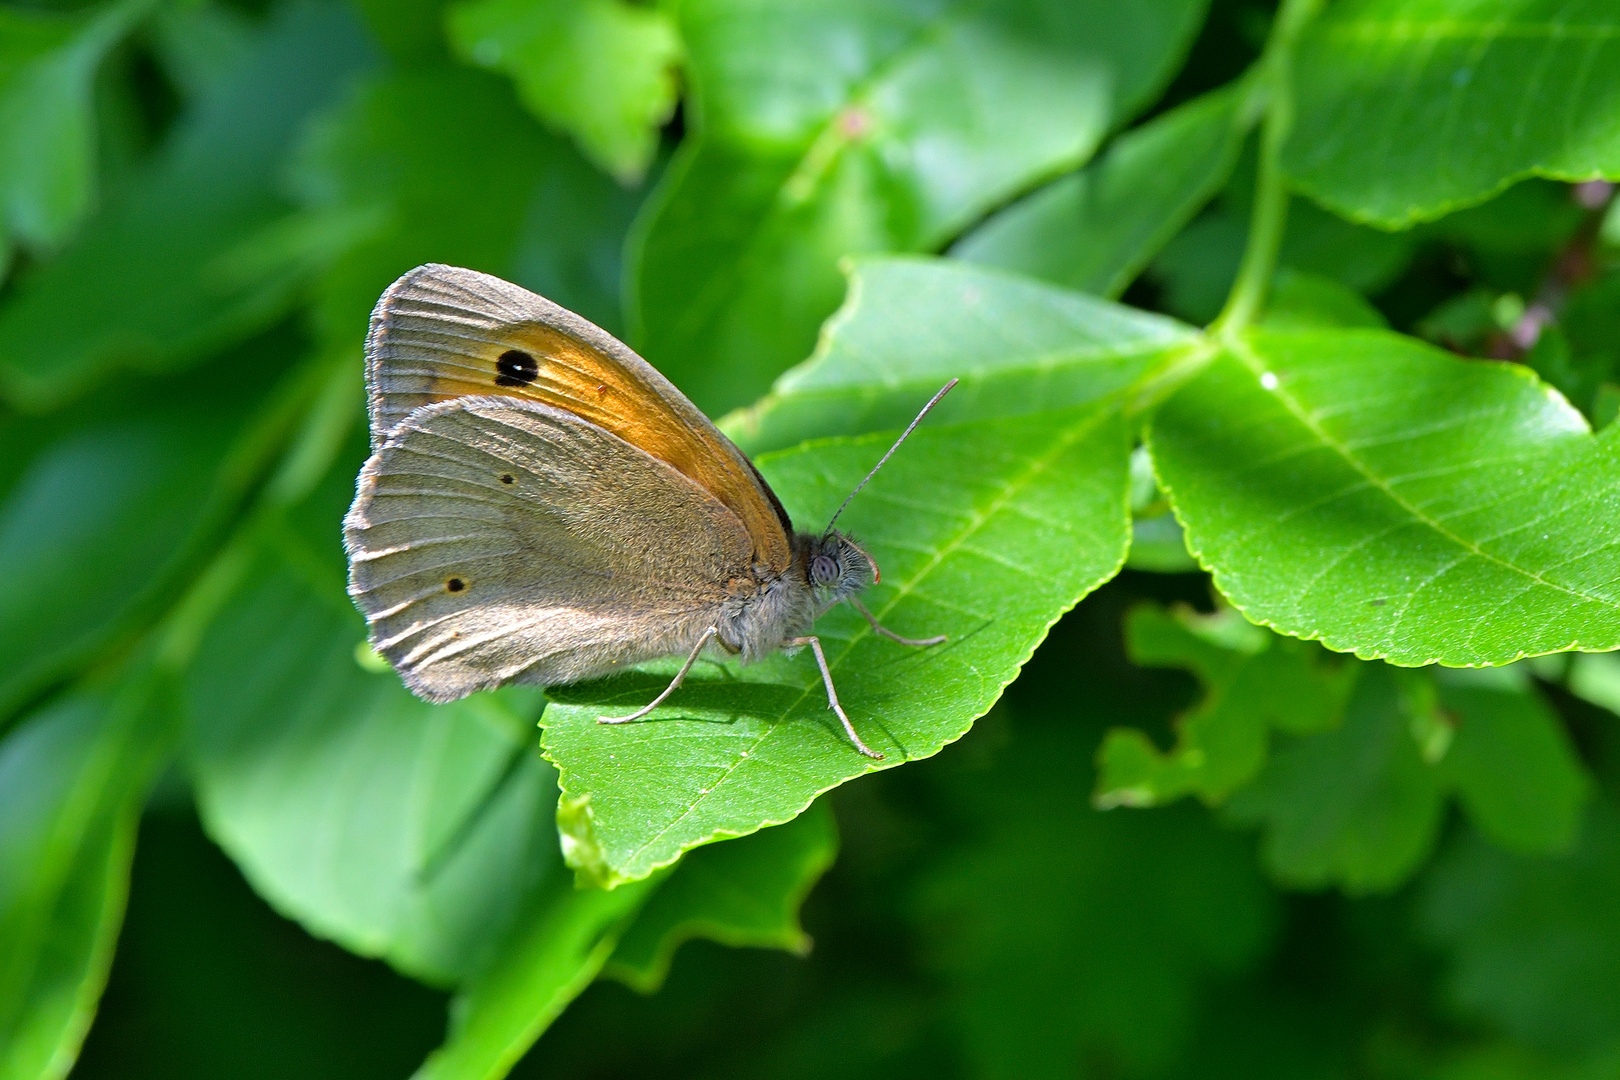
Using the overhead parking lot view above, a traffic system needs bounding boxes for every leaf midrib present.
[618,406,1113,871]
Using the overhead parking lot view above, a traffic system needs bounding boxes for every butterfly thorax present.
[716,531,877,662]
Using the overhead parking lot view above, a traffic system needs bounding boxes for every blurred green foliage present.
[0,0,1619,1078]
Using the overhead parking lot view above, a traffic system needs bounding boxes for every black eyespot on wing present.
[446,577,466,592]
[495,349,539,387]
[499,474,515,484]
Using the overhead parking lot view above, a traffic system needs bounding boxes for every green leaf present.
[412,873,659,1080]
[631,0,1210,414]
[1096,603,1350,808]
[0,413,236,724]
[1259,269,1388,331]
[1435,670,1589,856]
[186,468,564,986]
[1417,288,1500,355]
[507,144,645,338]
[351,0,454,64]
[447,0,682,183]
[1225,662,1445,893]
[541,402,1133,886]
[144,2,257,100]
[723,255,1201,455]
[1420,804,1620,1055]
[915,719,1276,1079]
[952,81,1255,298]
[602,801,838,993]
[1148,176,1416,325]
[0,0,156,255]
[1424,179,1588,293]
[294,63,635,351]
[0,2,375,409]
[1151,329,1620,667]
[1126,512,1200,573]
[1568,651,1620,715]
[1285,0,1620,228]
[1119,633,1587,887]
[0,666,177,1080]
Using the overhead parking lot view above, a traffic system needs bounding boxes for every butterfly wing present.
[344,396,755,703]
[364,263,793,571]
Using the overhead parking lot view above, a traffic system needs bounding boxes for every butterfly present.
[342,264,951,759]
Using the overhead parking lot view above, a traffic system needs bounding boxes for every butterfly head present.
[805,531,878,607]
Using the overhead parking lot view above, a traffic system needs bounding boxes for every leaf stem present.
[1211,0,1324,340]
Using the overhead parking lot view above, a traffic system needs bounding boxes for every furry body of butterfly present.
[344,264,941,760]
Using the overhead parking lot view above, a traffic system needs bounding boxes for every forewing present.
[364,263,792,570]
[344,397,754,703]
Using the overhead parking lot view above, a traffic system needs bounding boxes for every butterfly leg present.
[851,597,947,647]
[786,636,885,761]
[598,626,719,725]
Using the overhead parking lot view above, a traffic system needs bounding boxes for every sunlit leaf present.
[952,82,1254,299]
[1285,0,1620,227]
[542,403,1132,886]
[724,256,1201,455]
[1151,329,1620,667]
[448,0,682,183]
[631,0,1210,414]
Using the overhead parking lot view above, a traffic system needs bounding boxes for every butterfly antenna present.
[825,379,958,532]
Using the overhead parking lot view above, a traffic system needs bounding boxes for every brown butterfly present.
[343,264,950,759]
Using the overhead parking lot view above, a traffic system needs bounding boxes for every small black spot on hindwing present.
[446,577,466,592]
[499,474,515,484]
[495,349,539,387]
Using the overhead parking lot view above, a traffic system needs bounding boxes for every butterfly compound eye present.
[811,554,839,586]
